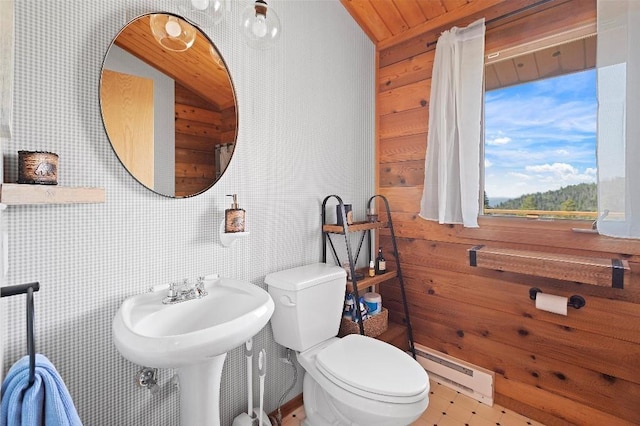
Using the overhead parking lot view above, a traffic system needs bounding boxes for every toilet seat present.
[313,334,429,404]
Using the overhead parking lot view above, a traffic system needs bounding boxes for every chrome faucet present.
[162,277,208,304]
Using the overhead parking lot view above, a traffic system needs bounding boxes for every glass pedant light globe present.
[149,14,197,52]
[178,0,225,28]
[241,0,281,50]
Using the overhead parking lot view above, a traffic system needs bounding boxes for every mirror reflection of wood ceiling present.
[114,15,234,111]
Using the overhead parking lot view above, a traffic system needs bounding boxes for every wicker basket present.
[338,308,388,338]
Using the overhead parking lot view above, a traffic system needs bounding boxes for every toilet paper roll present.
[535,293,568,316]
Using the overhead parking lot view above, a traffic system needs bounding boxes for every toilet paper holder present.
[529,288,586,309]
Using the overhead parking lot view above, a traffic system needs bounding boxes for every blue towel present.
[1,354,82,426]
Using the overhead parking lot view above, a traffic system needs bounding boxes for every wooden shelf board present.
[469,245,630,288]
[376,321,409,351]
[1,183,105,205]
[347,269,397,292]
[323,221,388,234]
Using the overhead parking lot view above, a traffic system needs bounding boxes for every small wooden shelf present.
[0,183,105,205]
[346,268,397,292]
[322,221,387,234]
[469,245,630,288]
[376,321,410,351]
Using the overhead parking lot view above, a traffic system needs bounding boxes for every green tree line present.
[492,183,597,211]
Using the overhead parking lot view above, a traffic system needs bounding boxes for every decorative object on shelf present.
[363,292,382,315]
[149,14,197,52]
[178,0,226,28]
[367,207,378,223]
[224,194,246,233]
[375,246,386,275]
[336,203,353,226]
[241,0,281,50]
[339,307,388,338]
[18,151,58,185]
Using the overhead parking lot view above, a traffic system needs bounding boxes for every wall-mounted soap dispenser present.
[225,194,245,233]
[220,194,249,247]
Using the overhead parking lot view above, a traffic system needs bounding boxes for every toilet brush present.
[231,339,256,426]
[257,349,266,426]
[246,339,253,417]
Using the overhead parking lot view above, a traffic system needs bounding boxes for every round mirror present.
[100,13,238,198]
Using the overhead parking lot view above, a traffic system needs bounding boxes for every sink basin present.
[112,277,274,368]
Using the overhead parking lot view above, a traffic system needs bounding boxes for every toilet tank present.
[265,263,346,352]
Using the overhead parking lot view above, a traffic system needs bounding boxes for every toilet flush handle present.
[279,295,296,307]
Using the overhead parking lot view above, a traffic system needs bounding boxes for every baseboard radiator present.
[413,343,495,405]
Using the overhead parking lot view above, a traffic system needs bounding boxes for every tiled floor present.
[281,380,546,426]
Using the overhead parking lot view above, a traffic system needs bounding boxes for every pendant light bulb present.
[149,14,197,52]
[191,0,210,10]
[179,0,225,27]
[252,14,268,38]
[241,0,281,50]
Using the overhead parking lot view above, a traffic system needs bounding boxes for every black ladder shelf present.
[321,194,416,358]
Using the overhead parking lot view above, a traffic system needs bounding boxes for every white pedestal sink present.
[112,276,274,425]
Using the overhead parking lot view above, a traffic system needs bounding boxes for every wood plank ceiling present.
[340,0,596,90]
[114,15,234,110]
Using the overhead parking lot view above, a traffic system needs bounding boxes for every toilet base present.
[301,372,428,426]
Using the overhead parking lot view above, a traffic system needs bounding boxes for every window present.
[482,36,598,220]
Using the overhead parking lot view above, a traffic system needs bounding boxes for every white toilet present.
[265,263,429,426]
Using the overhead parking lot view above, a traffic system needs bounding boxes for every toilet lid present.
[315,334,428,398]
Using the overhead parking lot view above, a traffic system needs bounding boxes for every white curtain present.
[596,0,640,238]
[419,18,485,228]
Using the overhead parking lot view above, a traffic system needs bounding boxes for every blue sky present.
[484,69,597,199]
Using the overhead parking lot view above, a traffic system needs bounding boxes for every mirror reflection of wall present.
[100,13,238,198]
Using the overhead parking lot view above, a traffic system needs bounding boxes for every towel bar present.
[1,282,39,387]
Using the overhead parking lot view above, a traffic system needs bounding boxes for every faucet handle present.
[195,276,205,296]
[168,282,178,297]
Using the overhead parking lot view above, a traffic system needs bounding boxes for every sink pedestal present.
[178,354,227,426]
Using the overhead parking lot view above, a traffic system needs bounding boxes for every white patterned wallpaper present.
[1,0,374,424]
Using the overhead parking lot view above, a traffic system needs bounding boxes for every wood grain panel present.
[378,160,424,187]
[367,0,640,423]
[379,108,428,139]
[378,80,430,115]
[397,263,640,344]
[175,103,221,124]
[402,309,640,423]
[407,289,640,384]
[379,133,427,164]
[393,0,427,29]
[495,377,636,426]
[175,160,215,179]
[175,133,218,152]
[378,50,434,92]
[370,0,407,36]
[340,0,392,42]
[101,69,154,188]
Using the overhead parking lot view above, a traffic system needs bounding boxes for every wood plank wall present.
[375,1,640,424]
[174,83,236,197]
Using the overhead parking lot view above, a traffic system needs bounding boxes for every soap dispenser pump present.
[225,194,246,233]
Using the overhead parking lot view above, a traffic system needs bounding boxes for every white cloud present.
[485,159,493,168]
[555,149,570,156]
[487,136,511,146]
[525,162,578,174]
